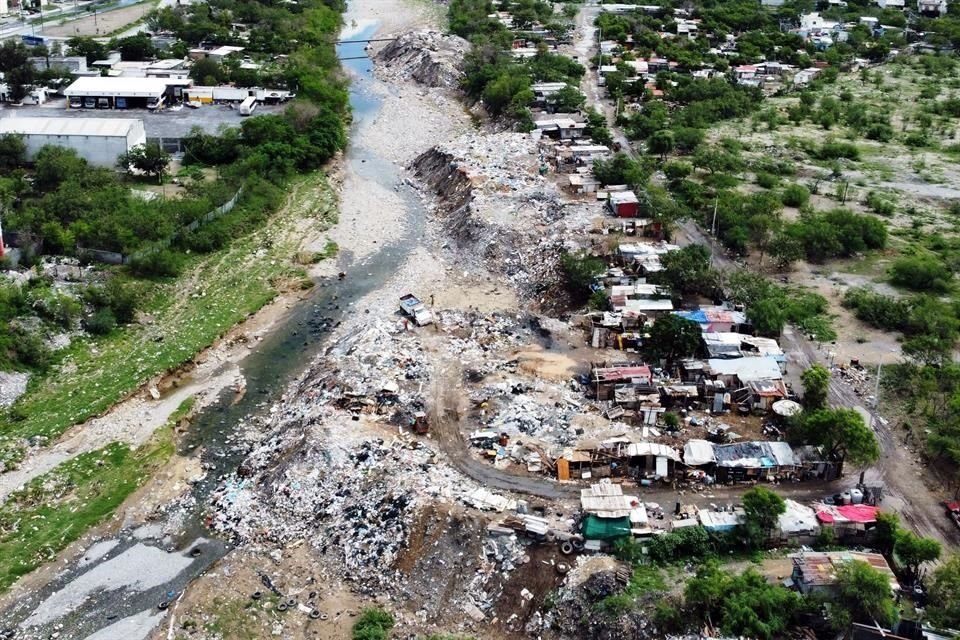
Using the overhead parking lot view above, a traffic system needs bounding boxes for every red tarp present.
[816,504,880,524]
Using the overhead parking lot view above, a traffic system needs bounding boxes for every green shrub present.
[781,184,810,208]
[353,608,394,640]
[755,172,780,189]
[889,254,953,293]
[84,308,117,336]
[128,249,183,279]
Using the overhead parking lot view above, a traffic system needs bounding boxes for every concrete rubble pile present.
[375,30,469,89]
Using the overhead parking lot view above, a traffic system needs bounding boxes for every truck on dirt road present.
[946,501,960,531]
[399,293,433,326]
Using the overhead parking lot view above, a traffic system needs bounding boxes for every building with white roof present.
[0,116,146,166]
[64,77,171,109]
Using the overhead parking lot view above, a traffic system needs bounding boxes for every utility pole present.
[0,209,5,260]
[711,198,718,236]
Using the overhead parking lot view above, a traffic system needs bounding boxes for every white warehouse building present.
[0,117,147,167]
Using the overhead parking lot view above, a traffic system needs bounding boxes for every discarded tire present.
[277,603,288,612]
[189,547,202,557]
[157,601,169,611]
[571,537,585,551]
[556,563,570,575]
[309,609,322,620]
[251,592,263,601]
[285,597,297,608]
[559,541,574,555]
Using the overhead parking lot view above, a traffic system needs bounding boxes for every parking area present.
[0,97,285,140]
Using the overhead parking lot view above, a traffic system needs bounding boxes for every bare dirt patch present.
[41,1,155,37]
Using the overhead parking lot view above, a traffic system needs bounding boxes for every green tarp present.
[582,515,632,540]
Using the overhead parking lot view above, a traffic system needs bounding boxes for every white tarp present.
[778,499,819,535]
[683,439,716,466]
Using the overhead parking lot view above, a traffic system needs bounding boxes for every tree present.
[117,143,171,184]
[546,84,585,112]
[741,486,786,547]
[768,233,804,270]
[685,562,800,640]
[748,297,787,337]
[67,36,107,65]
[592,153,646,187]
[790,408,880,467]
[656,244,714,295]
[833,560,898,628]
[648,129,675,161]
[644,315,702,366]
[112,34,156,61]
[873,511,900,557]
[559,251,605,305]
[189,58,226,85]
[927,555,960,629]
[893,530,941,580]
[800,364,830,410]
[0,134,26,171]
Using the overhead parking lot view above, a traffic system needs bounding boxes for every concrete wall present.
[21,134,134,167]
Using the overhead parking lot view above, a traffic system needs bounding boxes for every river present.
[0,16,429,640]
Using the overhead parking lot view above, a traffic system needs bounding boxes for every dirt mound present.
[375,30,469,89]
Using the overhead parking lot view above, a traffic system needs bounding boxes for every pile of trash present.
[211,433,470,594]
[375,30,470,89]
[412,133,591,305]
[471,382,581,445]
[543,567,665,640]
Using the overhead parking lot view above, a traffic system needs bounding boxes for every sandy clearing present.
[41,1,155,37]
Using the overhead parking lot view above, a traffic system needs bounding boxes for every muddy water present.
[1,20,429,640]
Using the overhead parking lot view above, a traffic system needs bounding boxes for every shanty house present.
[601,438,681,479]
[777,500,820,543]
[580,481,637,541]
[683,439,798,482]
[705,356,787,410]
[791,551,898,596]
[816,504,881,541]
[590,364,654,402]
[608,191,641,218]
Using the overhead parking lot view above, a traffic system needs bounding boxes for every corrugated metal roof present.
[64,76,168,97]
[624,442,681,461]
[0,116,141,138]
[706,356,783,381]
[792,551,898,590]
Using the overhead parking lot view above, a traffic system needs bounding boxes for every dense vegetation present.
[452,0,585,126]
[0,0,348,373]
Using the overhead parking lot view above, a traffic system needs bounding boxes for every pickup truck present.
[946,501,960,530]
[399,294,433,326]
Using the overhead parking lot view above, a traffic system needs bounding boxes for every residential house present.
[791,551,898,596]
[793,67,822,86]
[776,500,820,543]
[682,439,798,482]
[534,116,587,140]
[875,0,906,8]
[699,508,746,532]
[702,333,786,367]
[608,191,641,218]
[816,504,881,541]
[676,19,699,39]
[704,356,787,410]
[761,0,786,5]
[793,445,843,481]
[800,12,840,30]
[675,306,749,333]
[616,242,680,274]
[917,0,948,15]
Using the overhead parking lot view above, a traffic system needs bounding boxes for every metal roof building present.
[64,77,169,98]
[0,116,146,167]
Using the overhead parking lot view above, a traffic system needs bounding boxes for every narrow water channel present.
[1,17,429,640]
